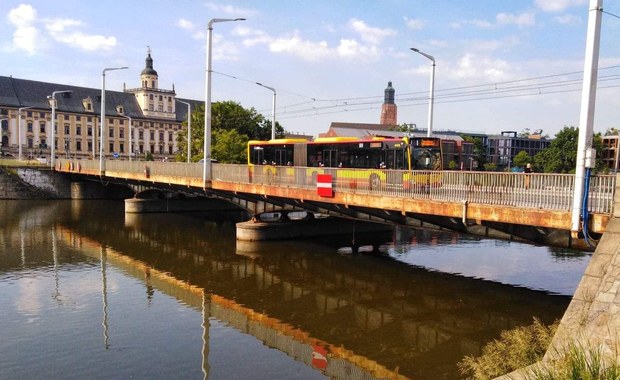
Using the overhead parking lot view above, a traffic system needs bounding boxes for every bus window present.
[323,149,338,167]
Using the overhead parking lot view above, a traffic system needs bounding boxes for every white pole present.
[178,100,191,162]
[123,115,132,161]
[18,106,33,161]
[411,48,435,137]
[100,67,128,173]
[256,82,276,140]
[49,90,72,170]
[204,18,245,186]
[571,0,602,233]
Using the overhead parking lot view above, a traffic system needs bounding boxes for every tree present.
[532,126,604,173]
[512,151,531,169]
[462,136,487,166]
[212,129,248,163]
[175,101,285,163]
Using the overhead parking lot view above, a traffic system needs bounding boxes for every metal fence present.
[57,159,616,214]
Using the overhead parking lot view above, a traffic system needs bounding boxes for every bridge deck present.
[55,159,615,232]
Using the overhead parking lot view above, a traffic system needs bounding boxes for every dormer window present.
[116,105,124,114]
[82,97,94,112]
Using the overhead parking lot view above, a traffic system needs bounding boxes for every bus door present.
[251,146,265,165]
[323,149,338,167]
[274,149,287,166]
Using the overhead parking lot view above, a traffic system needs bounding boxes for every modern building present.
[486,131,551,169]
[0,50,200,161]
[601,135,620,172]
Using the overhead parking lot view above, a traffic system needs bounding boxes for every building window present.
[149,94,153,100]
[109,142,114,152]
[120,143,124,153]
[64,125,70,135]
[158,104,164,112]
[139,130,144,140]
[168,132,173,141]
[76,141,82,151]
[27,111,32,117]
[76,125,82,135]
[168,146,173,155]
[159,132,164,141]
[109,128,114,138]
[119,128,124,138]
[150,131,155,140]
[139,144,144,153]
[28,138,33,148]
[76,116,81,121]
[87,127,92,136]
[150,144,154,153]
[159,145,164,154]
[88,116,93,122]
[88,141,92,152]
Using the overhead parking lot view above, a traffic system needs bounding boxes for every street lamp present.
[256,82,276,140]
[18,106,34,161]
[48,90,72,170]
[204,17,245,186]
[100,66,128,173]
[411,48,435,137]
[122,115,133,161]
[178,100,192,163]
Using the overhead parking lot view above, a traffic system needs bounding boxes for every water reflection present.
[0,200,583,379]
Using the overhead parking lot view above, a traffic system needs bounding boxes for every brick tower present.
[380,81,397,125]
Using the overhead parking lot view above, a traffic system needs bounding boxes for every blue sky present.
[1,0,618,138]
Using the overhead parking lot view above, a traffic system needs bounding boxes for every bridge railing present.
[56,159,616,215]
[212,164,616,214]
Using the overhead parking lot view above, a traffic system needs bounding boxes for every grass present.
[458,318,620,379]
[458,318,559,380]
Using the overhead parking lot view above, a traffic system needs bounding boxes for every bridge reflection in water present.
[0,200,576,379]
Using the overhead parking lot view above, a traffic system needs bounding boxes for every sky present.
[1,0,619,138]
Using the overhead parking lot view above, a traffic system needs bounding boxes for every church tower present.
[380,81,397,126]
[126,47,176,120]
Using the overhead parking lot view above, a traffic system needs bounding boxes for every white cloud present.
[177,18,195,31]
[6,4,117,53]
[348,18,396,45]
[7,4,40,54]
[447,53,513,83]
[404,17,424,30]
[535,0,587,12]
[496,12,536,27]
[269,33,331,61]
[44,18,116,51]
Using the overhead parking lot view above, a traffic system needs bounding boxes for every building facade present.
[486,131,551,169]
[0,50,200,161]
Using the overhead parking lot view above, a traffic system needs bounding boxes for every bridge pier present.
[70,181,134,200]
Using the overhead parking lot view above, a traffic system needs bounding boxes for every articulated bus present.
[247,136,446,190]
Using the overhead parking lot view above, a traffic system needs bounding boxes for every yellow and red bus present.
[247,136,446,190]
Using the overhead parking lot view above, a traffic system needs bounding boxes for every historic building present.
[379,81,397,126]
[0,50,200,161]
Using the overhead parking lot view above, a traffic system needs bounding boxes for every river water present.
[0,200,591,379]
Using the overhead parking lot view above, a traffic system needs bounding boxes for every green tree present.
[532,126,604,173]
[462,136,487,166]
[212,129,249,163]
[175,101,285,163]
[512,150,531,169]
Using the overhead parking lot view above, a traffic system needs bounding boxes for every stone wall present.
[0,166,72,199]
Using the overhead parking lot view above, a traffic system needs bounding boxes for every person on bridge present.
[524,163,532,189]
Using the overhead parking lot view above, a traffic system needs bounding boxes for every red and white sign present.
[311,345,328,369]
[316,174,333,197]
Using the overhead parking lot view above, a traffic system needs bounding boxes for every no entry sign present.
[316,174,333,197]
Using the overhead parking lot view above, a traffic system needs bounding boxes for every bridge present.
[53,158,616,249]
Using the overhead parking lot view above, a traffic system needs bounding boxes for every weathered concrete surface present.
[0,166,70,199]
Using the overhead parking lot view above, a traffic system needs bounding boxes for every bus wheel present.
[369,174,381,190]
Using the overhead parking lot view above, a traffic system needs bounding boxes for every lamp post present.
[18,106,33,161]
[100,66,128,173]
[122,115,133,161]
[411,48,435,137]
[48,90,72,170]
[256,82,276,140]
[178,100,192,163]
[204,17,245,186]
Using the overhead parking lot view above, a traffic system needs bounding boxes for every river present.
[0,200,590,379]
